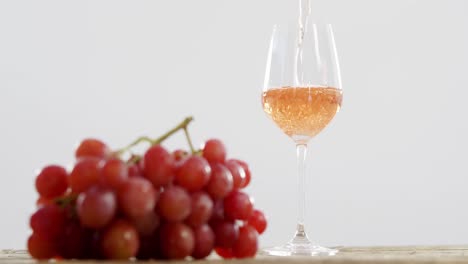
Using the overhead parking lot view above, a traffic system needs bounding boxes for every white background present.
[0,0,467,250]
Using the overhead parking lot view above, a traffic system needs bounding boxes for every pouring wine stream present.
[295,0,312,86]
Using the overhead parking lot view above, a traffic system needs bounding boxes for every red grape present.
[176,156,211,191]
[205,163,233,199]
[215,247,234,259]
[75,138,110,159]
[86,231,104,260]
[76,187,117,229]
[186,191,213,227]
[100,220,139,260]
[101,158,128,190]
[212,220,238,248]
[58,222,88,259]
[27,233,57,260]
[159,222,194,259]
[128,163,142,177]
[30,204,65,239]
[69,158,102,193]
[137,233,160,260]
[192,224,215,259]
[157,185,191,222]
[225,160,247,190]
[203,139,226,163]
[143,145,175,187]
[119,177,158,219]
[173,149,189,162]
[210,199,225,222]
[231,159,251,188]
[36,197,53,207]
[242,173,251,188]
[224,191,254,221]
[35,165,68,199]
[233,225,258,258]
[131,211,160,236]
[248,209,267,234]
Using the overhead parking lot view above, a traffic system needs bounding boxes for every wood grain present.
[3,246,468,264]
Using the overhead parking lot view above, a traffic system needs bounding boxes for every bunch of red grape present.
[28,133,267,260]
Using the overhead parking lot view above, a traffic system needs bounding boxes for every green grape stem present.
[183,127,196,154]
[54,194,78,208]
[115,116,198,159]
[153,116,194,145]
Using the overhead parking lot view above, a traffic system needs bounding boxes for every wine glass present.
[261,21,342,256]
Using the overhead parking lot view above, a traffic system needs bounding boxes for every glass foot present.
[260,224,338,256]
[261,243,338,256]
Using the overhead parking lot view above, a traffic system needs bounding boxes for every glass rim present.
[272,22,334,29]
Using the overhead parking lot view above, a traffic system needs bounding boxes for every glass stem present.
[295,143,308,239]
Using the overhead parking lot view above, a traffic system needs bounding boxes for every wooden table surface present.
[2,246,468,263]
